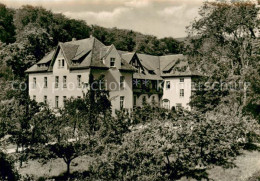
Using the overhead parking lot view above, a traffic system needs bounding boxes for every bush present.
[0,151,20,181]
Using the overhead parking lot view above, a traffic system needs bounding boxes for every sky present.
[1,0,207,38]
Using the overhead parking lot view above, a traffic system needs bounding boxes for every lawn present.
[179,150,260,181]
[17,155,94,179]
[17,150,260,180]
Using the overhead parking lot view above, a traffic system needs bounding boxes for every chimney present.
[90,34,93,38]
[72,37,76,41]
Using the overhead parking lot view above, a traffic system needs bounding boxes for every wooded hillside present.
[0,4,183,80]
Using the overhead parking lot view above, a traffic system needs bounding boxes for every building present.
[25,36,199,113]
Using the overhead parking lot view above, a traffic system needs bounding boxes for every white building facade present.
[26,37,199,113]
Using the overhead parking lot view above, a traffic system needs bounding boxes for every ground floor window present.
[63,96,67,106]
[55,96,59,108]
[162,99,170,109]
[44,96,47,104]
[120,96,124,110]
[176,103,182,110]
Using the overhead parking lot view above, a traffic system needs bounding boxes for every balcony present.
[133,87,163,95]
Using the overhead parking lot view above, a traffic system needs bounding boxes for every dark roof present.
[120,58,137,72]
[37,50,55,64]
[26,36,199,78]
[160,54,185,71]
[137,53,160,72]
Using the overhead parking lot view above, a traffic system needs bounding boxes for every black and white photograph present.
[0,0,259,180]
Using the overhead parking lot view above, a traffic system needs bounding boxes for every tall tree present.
[0,3,15,44]
[187,1,259,114]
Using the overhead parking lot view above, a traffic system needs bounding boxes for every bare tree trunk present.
[66,160,71,177]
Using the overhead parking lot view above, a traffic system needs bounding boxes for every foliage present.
[92,25,183,55]
[131,103,176,124]
[187,1,259,115]
[93,110,259,180]
[0,151,20,181]
[0,3,15,44]
[35,83,113,176]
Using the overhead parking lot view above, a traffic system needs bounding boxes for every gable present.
[52,47,70,73]
[103,45,121,68]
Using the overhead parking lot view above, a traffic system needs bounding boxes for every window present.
[55,96,59,108]
[152,80,157,89]
[63,76,67,88]
[77,96,81,99]
[166,81,170,89]
[180,78,184,82]
[33,95,36,101]
[120,96,124,110]
[110,58,115,67]
[62,59,65,67]
[58,60,61,67]
[180,89,184,97]
[176,103,182,110]
[77,75,81,87]
[163,99,170,109]
[120,76,125,90]
[44,96,47,104]
[33,77,36,88]
[63,96,66,105]
[55,76,59,88]
[133,96,137,107]
[44,77,47,88]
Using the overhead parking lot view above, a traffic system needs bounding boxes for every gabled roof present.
[120,58,137,72]
[137,53,160,72]
[160,54,185,71]
[60,43,79,65]
[25,36,200,78]
[160,55,200,77]
[26,37,111,73]
[121,53,135,63]
[37,50,55,64]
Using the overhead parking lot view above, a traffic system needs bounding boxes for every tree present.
[187,1,259,114]
[43,82,112,177]
[0,3,16,44]
[0,151,20,181]
[95,110,259,180]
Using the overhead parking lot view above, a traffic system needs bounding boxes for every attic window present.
[58,59,65,68]
[37,64,46,68]
[110,58,115,67]
[148,70,155,75]
[62,59,65,67]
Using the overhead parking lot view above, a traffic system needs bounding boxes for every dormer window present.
[37,64,46,68]
[110,58,115,67]
[62,59,65,67]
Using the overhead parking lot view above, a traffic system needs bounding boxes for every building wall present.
[92,47,133,115]
[29,49,90,108]
[162,77,191,110]
[28,45,192,113]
